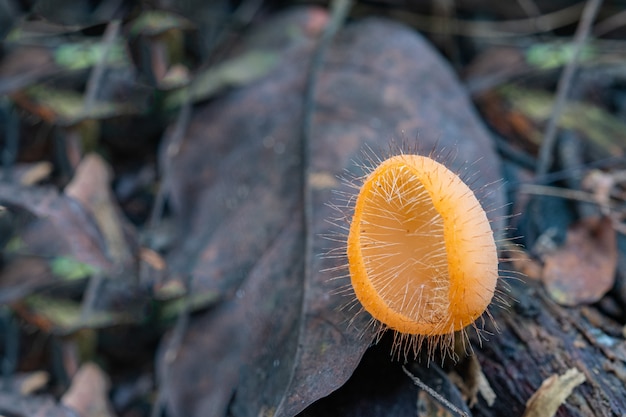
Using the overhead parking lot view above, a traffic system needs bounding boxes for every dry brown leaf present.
[19,371,50,395]
[65,154,136,268]
[542,216,617,306]
[158,7,505,417]
[61,362,116,417]
[522,368,586,417]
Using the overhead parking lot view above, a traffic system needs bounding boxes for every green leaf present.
[165,50,279,109]
[500,85,626,155]
[24,85,139,125]
[50,256,100,281]
[54,40,128,71]
[526,42,596,70]
[23,294,132,333]
[158,291,221,322]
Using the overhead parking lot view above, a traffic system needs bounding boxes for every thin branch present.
[83,19,121,114]
[535,0,604,178]
[402,365,470,417]
[357,2,585,38]
[79,272,105,324]
[516,0,548,32]
[518,183,600,205]
[149,96,192,231]
[593,8,626,36]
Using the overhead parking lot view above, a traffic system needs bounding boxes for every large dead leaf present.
[158,7,505,417]
[522,368,586,417]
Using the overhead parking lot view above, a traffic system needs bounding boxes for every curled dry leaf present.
[158,6,504,417]
[522,368,586,417]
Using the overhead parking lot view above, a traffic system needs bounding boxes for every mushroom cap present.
[347,154,498,335]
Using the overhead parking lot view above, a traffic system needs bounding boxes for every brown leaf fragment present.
[522,368,586,417]
[19,371,50,395]
[65,154,136,269]
[0,184,113,272]
[542,216,617,306]
[61,362,117,417]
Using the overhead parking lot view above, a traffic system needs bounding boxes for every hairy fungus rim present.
[346,154,498,336]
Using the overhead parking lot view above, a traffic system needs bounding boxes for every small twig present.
[402,365,470,417]
[274,5,352,416]
[535,0,604,178]
[516,0,547,32]
[519,183,600,205]
[150,273,192,417]
[516,155,624,186]
[358,2,584,38]
[593,9,626,36]
[197,0,263,60]
[79,272,105,324]
[275,4,352,414]
[149,96,192,231]
[149,386,165,417]
[156,273,193,417]
[139,92,191,285]
[83,19,121,115]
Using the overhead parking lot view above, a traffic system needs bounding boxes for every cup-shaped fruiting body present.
[347,154,498,339]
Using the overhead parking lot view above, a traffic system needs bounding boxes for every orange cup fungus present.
[347,154,498,356]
